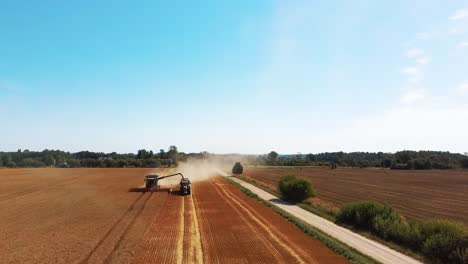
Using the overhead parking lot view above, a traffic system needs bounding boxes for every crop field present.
[243,167,468,224]
[0,168,347,263]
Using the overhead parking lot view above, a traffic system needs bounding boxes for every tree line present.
[247,150,468,169]
[1,148,467,169]
[0,146,210,168]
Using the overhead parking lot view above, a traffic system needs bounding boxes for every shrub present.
[416,220,468,263]
[19,158,45,168]
[391,163,410,170]
[278,175,315,203]
[5,161,16,168]
[232,162,243,174]
[337,201,468,263]
[336,201,402,236]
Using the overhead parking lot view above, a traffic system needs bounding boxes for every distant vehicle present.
[232,162,244,175]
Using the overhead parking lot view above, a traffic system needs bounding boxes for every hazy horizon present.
[1,1,467,154]
[1,147,466,156]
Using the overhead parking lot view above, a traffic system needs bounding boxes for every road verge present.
[223,177,379,264]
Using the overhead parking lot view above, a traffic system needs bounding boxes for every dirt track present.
[243,167,468,223]
[0,169,348,263]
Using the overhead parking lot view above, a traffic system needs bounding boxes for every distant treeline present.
[1,148,467,169]
[0,146,210,168]
[248,150,468,170]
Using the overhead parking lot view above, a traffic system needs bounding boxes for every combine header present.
[144,172,191,195]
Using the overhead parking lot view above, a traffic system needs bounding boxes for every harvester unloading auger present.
[144,172,191,195]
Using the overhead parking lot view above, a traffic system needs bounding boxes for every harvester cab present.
[144,172,191,195]
[145,175,158,189]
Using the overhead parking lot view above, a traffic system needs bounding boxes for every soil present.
[0,168,349,263]
[243,167,468,224]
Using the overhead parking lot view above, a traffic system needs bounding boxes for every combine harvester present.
[144,172,191,195]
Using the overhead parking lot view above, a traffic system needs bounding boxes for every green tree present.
[19,158,45,168]
[167,145,178,164]
[267,151,279,165]
[137,149,149,159]
[278,175,315,203]
[42,155,55,166]
[462,158,468,169]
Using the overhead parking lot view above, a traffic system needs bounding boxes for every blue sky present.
[1,0,468,154]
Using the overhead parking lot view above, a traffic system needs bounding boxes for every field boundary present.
[223,177,379,264]
[238,175,426,261]
[227,176,423,264]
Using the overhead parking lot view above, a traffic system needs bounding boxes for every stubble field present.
[0,168,347,264]
[243,167,468,224]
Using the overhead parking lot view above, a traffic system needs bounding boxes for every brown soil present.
[243,167,468,224]
[0,168,348,263]
[194,177,349,264]
[0,168,168,264]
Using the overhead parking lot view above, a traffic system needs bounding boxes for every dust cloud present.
[154,158,233,186]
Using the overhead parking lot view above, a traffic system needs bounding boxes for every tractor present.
[144,172,191,195]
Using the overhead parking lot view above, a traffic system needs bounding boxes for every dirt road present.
[230,176,422,264]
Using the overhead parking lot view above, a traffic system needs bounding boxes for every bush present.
[336,201,403,237]
[390,163,410,170]
[278,175,315,203]
[19,158,45,168]
[416,220,468,263]
[232,162,243,174]
[337,201,468,263]
[5,161,16,168]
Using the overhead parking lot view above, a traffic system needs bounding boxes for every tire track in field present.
[176,195,185,264]
[211,180,287,263]
[102,192,153,264]
[193,191,220,263]
[218,181,314,263]
[214,180,308,264]
[183,194,204,264]
[133,194,183,264]
[79,193,145,264]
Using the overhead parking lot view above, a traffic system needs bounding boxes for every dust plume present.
[176,158,231,181]
[151,158,232,187]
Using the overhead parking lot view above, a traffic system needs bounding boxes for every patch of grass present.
[297,202,337,222]
[224,177,379,264]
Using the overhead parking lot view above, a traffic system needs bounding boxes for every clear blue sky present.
[1,1,467,154]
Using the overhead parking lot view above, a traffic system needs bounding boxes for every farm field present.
[0,168,348,263]
[194,177,348,264]
[243,167,468,224]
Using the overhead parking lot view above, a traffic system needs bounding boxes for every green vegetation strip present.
[223,177,380,264]
[238,176,426,261]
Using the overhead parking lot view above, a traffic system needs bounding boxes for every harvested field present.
[194,177,349,264]
[0,168,349,263]
[243,167,468,224]
[0,168,169,264]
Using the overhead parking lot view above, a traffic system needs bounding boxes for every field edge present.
[223,176,380,264]
[236,175,428,262]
